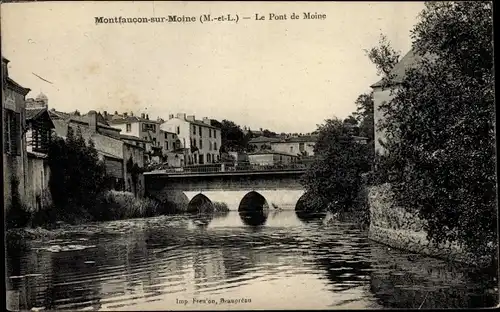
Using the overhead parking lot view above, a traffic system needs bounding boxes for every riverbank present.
[367,183,496,269]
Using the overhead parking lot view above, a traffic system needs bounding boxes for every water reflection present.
[6,210,498,310]
[239,210,268,226]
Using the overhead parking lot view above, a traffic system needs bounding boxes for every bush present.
[301,118,370,213]
[213,202,230,213]
[95,190,161,220]
[6,176,31,229]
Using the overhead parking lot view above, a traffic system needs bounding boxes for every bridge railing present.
[146,159,315,174]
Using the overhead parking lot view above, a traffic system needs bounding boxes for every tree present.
[301,118,370,212]
[48,126,108,222]
[352,92,375,163]
[262,129,277,137]
[378,2,495,259]
[343,115,358,126]
[216,119,250,152]
[365,34,401,77]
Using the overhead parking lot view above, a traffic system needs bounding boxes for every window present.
[4,109,20,155]
[172,134,175,139]
[209,129,212,138]
[144,136,148,141]
[165,142,169,150]
[193,125,196,135]
[142,123,156,132]
[290,146,294,153]
[126,123,131,132]
[214,130,217,138]
[214,142,217,150]
[176,126,180,134]
[193,139,197,148]
[199,139,203,149]
[153,138,156,145]
[199,154,204,164]
[164,132,169,139]
[199,126,202,136]
[207,154,211,163]
[209,141,212,151]
[299,142,305,152]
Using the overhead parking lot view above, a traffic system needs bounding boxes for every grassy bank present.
[6,191,171,234]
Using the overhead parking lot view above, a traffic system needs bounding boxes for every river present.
[6,210,498,310]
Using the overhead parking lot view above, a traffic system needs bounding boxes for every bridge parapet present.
[145,160,314,175]
[145,169,307,212]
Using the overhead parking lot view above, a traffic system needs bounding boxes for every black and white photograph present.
[2,1,498,310]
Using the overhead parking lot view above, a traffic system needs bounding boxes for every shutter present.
[12,112,21,156]
[3,110,9,152]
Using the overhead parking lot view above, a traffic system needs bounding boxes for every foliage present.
[343,115,358,125]
[214,119,252,152]
[47,126,108,222]
[352,92,375,164]
[364,34,401,77]
[377,2,495,258]
[95,190,161,220]
[213,202,230,213]
[301,118,371,212]
[262,129,278,138]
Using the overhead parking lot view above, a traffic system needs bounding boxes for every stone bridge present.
[144,170,309,212]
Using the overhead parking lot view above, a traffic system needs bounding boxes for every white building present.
[160,113,222,165]
[160,129,185,167]
[370,49,422,154]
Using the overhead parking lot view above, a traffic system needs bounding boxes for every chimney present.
[177,113,186,119]
[141,113,145,119]
[186,115,195,122]
[130,111,134,116]
[124,112,128,117]
[88,110,98,133]
[114,110,118,115]
[202,117,211,125]
[169,114,174,120]
[103,111,108,118]
[146,114,149,120]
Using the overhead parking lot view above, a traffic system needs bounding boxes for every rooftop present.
[249,136,282,144]
[120,134,149,142]
[108,115,162,125]
[26,108,47,120]
[249,150,299,157]
[371,49,424,88]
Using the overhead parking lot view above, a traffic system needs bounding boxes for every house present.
[371,49,423,153]
[248,136,282,150]
[160,129,184,167]
[2,57,31,211]
[25,94,55,211]
[160,113,222,165]
[106,111,161,147]
[51,110,145,196]
[270,135,318,157]
[248,150,298,167]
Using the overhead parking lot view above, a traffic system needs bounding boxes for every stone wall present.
[367,183,488,266]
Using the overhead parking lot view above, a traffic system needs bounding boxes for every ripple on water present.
[6,211,498,310]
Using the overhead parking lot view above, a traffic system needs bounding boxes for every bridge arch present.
[238,191,269,212]
[295,192,327,222]
[187,193,214,213]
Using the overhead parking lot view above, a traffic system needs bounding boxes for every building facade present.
[248,151,298,166]
[160,113,222,165]
[371,49,422,154]
[3,57,31,211]
[51,110,145,194]
[270,135,318,157]
[25,94,55,211]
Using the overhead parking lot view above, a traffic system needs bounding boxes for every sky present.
[2,1,425,133]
